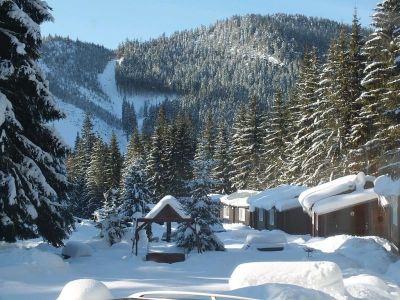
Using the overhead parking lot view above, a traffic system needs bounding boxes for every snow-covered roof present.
[208,194,225,203]
[299,172,378,215]
[248,185,306,212]
[145,195,189,219]
[312,189,378,215]
[220,190,259,208]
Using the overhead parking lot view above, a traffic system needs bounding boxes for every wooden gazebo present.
[132,195,198,263]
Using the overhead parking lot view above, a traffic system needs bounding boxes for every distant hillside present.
[116,14,350,122]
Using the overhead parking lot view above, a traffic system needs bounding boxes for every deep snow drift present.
[0,221,399,300]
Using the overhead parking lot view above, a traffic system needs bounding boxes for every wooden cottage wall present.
[253,208,267,230]
[279,207,311,235]
[388,196,400,252]
[367,200,389,240]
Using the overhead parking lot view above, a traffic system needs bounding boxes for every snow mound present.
[244,230,287,250]
[145,195,189,219]
[306,235,394,274]
[229,283,334,300]
[229,261,345,297]
[57,279,113,300]
[62,241,93,258]
[249,185,306,212]
[344,274,400,299]
[31,250,66,271]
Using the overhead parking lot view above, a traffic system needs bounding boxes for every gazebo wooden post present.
[166,222,172,242]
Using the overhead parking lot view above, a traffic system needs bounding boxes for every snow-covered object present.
[229,261,345,297]
[374,175,400,206]
[61,241,92,258]
[145,195,189,219]
[243,231,287,250]
[344,274,400,299]
[30,250,66,271]
[228,283,334,300]
[312,189,378,215]
[248,185,306,212]
[220,190,259,208]
[57,279,112,300]
[299,172,376,214]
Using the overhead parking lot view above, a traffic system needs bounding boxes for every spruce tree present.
[176,136,224,253]
[351,0,400,177]
[106,132,122,191]
[212,120,233,194]
[262,88,289,187]
[0,0,73,246]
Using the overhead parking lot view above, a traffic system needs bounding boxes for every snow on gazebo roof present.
[374,175,400,206]
[299,172,377,215]
[248,185,306,212]
[220,190,259,208]
[145,195,189,219]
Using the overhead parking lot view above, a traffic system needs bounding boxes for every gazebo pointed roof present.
[139,195,190,222]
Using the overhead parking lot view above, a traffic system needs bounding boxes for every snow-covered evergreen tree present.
[0,0,73,246]
[212,120,233,194]
[105,132,122,191]
[262,88,289,187]
[350,0,400,177]
[176,137,224,253]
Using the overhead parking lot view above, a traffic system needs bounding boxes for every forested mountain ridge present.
[116,14,353,121]
[40,36,120,129]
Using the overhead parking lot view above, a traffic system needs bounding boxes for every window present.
[269,209,275,226]
[239,208,246,222]
[223,206,230,219]
[258,210,264,222]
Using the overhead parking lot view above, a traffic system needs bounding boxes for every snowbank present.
[57,279,113,300]
[31,250,67,271]
[145,195,189,219]
[244,231,287,250]
[374,175,400,206]
[344,274,400,299]
[228,283,334,300]
[220,190,259,208]
[249,185,306,212]
[61,241,92,258]
[229,261,345,297]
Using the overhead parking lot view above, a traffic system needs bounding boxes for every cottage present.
[374,175,400,253]
[248,185,311,234]
[220,190,259,226]
[299,172,388,238]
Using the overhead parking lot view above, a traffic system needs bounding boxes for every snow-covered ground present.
[0,222,399,300]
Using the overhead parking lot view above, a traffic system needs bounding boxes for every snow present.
[145,195,189,219]
[374,175,400,205]
[312,189,378,215]
[1,221,400,299]
[57,279,113,300]
[248,185,306,212]
[61,241,93,258]
[243,230,287,250]
[229,261,345,297]
[220,190,259,208]
[299,172,376,214]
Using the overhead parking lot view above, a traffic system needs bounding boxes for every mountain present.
[40,36,171,148]
[40,14,353,145]
[116,14,351,124]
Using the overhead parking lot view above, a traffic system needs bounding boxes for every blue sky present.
[42,0,379,49]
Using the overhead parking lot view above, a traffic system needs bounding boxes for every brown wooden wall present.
[388,197,400,253]
[313,199,389,238]
[278,207,312,235]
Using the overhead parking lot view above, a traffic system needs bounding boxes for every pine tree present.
[262,88,289,187]
[176,137,224,253]
[0,0,73,246]
[351,0,400,177]
[212,120,233,194]
[86,137,108,215]
[105,132,122,191]
[146,106,169,200]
